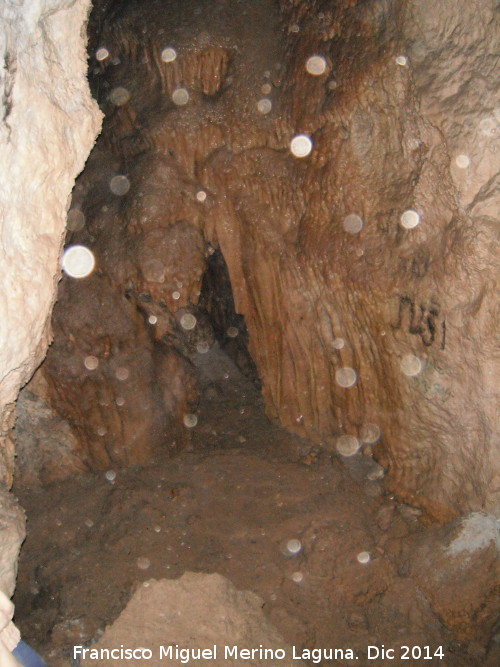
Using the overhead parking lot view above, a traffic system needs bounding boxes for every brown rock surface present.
[13,351,498,666]
[410,512,500,645]
[81,573,306,667]
[26,0,498,521]
[42,268,198,470]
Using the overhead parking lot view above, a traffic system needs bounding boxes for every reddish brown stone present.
[22,0,498,521]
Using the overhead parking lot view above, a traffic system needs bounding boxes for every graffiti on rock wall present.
[392,296,446,349]
[398,248,430,279]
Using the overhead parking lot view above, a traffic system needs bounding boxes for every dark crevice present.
[199,247,261,389]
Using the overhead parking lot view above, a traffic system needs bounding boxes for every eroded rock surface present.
[81,573,305,667]
[0,0,101,486]
[26,0,499,521]
[0,490,25,598]
[14,350,500,665]
[0,0,100,615]
[410,513,500,646]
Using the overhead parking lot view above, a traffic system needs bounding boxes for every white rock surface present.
[0,489,25,597]
[0,0,101,598]
[446,512,500,556]
[0,0,101,486]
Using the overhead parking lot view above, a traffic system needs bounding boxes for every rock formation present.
[81,573,306,667]
[24,0,497,522]
[0,1,496,662]
[410,512,500,646]
[0,0,101,594]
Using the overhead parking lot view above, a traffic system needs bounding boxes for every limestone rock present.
[32,0,498,522]
[0,0,101,613]
[0,0,101,484]
[41,268,199,469]
[81,573,305,667]
[0,489,25,597]
[401,0,500,517]
[14,388,87,486]
[410,513,500,643]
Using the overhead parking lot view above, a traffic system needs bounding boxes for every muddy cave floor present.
[12,346,496,666]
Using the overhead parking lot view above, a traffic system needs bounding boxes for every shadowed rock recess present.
[18,0,498,525]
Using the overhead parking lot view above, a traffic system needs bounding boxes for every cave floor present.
[13,347,494,666]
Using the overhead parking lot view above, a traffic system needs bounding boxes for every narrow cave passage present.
[9,0,499,665]
[198,247,261,389]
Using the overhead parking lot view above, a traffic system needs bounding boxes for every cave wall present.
[0,0,101,590]
[201,0,499,521]
[22,0,499,522]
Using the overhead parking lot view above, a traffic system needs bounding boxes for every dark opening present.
[198,248,261,389]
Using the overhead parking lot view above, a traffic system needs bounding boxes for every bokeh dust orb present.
[62,245,95,278]
[290,134,313,157]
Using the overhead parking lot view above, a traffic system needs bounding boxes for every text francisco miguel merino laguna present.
[74,643,441,662]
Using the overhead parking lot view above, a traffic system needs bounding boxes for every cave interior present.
[5,0,499,665]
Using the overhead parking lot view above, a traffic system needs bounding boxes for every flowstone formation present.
[22,0,499,522]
